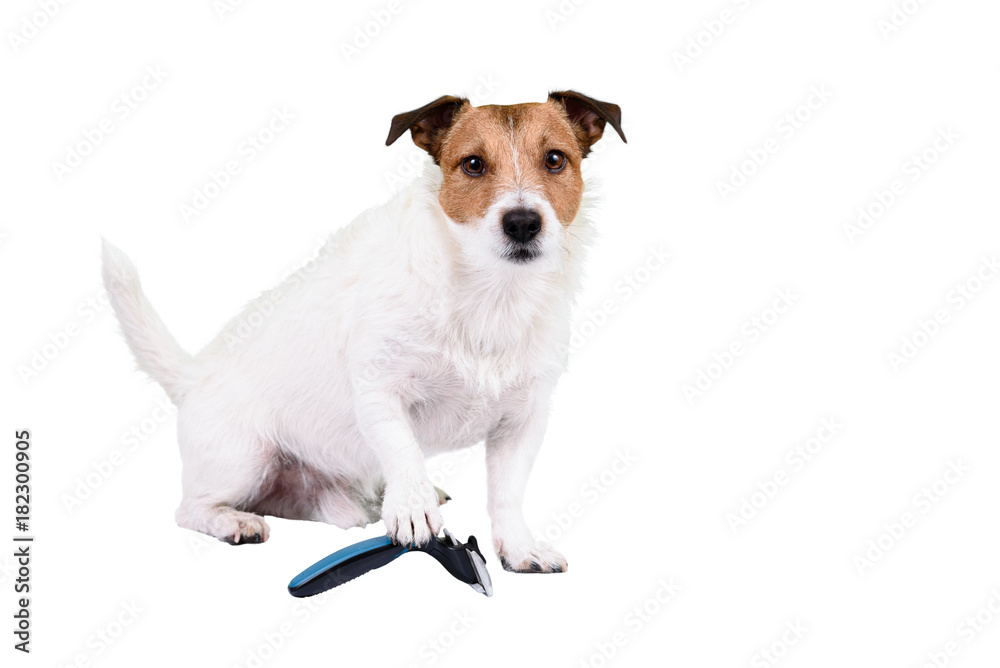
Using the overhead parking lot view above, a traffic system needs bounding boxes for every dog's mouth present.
[502,243,540,264]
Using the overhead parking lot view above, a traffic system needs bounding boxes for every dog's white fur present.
[102,163,593,571]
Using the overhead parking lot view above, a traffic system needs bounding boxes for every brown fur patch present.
[437,100,587,228]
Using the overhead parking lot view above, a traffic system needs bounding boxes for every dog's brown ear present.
[549,90,626,155]
[386,95,468,162]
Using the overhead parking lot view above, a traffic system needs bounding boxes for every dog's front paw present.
[495,538,568,573]
[381,479,444,546]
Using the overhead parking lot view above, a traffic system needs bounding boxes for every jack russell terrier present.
[102,90,625,573]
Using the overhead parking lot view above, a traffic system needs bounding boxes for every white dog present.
[102,91,625,573]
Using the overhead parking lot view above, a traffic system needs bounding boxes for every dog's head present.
[386,91,625,266]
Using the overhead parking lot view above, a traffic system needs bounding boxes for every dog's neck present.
[439,256,576,392]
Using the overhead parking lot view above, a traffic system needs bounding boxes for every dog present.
[102,90,625,573]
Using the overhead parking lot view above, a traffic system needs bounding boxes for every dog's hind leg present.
[173,419,273,545]
[176,499,271,545]
[312,484,380,529]
[256,461,380,530]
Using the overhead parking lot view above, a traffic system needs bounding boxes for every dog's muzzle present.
[501,208,542,263]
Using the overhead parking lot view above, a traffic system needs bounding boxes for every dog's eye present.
[545,150,566,173]
[462,156,485,176]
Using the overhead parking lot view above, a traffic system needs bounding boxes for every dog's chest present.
[391,271,567,453]
[404,351,531,454]
[408,391,499,454]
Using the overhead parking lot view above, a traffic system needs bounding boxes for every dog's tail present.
[101,239,194,405]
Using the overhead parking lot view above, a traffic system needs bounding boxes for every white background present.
[3,1,1000,666]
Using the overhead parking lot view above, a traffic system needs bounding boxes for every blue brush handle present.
[288,536,410,597]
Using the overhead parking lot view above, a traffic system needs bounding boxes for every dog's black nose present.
[502,208,542,244]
